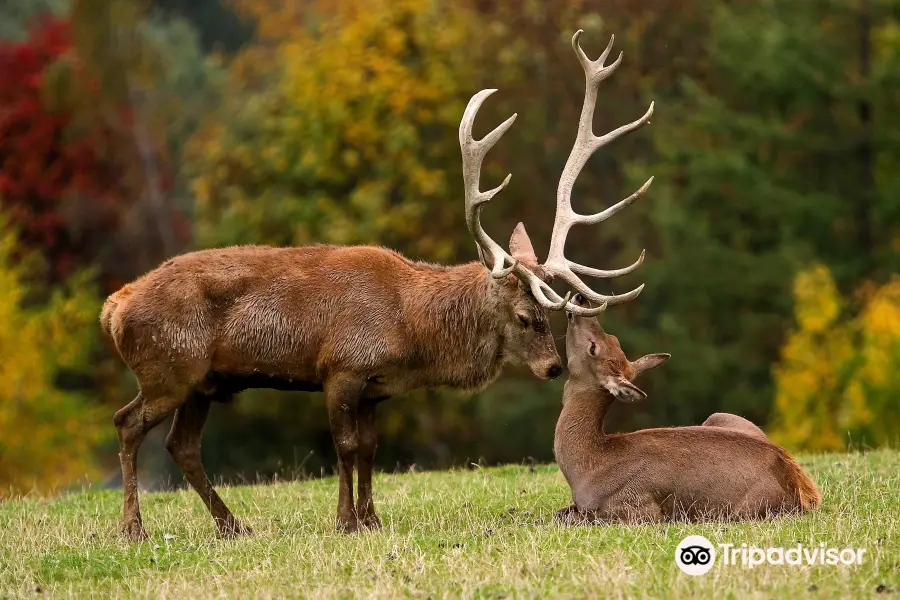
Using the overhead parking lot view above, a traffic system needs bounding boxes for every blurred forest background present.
[1,0,899,496]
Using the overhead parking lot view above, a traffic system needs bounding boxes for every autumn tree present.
[188,0,488,260]
[772,265,900,450]
[0,0,66,41]
[0,215,107,496]
[0,16,134,280]
[58,0,201,273]
[1,2,224,287]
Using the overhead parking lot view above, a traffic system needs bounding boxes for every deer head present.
[566,293,670,402]
[459,29,655,381]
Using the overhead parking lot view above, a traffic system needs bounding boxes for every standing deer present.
[553,294,822,524]
[101,29,654,540]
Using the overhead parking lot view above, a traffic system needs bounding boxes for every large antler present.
[459,30,653,317]
[462,90,595,314]
[542,30,654,308]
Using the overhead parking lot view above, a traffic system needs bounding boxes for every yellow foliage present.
[773,264,900,450]
[792,264,841,332]
[0,221,107,497]
[187,0,486,261]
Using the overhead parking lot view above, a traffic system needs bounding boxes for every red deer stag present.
[553,294,822,524]
[101,29,654,540]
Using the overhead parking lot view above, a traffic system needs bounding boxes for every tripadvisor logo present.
[675,535,867,576]
[676,535,716,576]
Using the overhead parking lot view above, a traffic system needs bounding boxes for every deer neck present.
[406,262,506,390]
[554,379,615,481]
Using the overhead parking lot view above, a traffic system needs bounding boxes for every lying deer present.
[101,30,656,539]
[701,412,767,439]
[553,294,821,524]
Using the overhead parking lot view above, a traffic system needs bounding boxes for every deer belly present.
[198,371,323,396]
[359,367,431,399]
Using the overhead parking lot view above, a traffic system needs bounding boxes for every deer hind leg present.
[701,412,768,440]
[730,476,791,521]
[165,394,249,538]
[325,374,366,533]
[356,400,381,530]
[114,391,185,541]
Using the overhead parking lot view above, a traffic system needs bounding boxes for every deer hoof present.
[122,520,149,542]
[337,515,360,534]
[217,517,252,539]
[554,505,584,526]
[360,514,382,530]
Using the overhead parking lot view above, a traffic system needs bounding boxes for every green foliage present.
[153,0,253,53]
[0,217,108,496]
[142,12,227,215]
[0,0,67,41]
[773,264,900,450]
[0,453,897,597]
[626,0,900,428]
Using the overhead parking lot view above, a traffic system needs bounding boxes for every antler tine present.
[570,249,645,279]
[525,277,608,316]
[577,176,653,226]
[459,89,519,275]
[457,81,635,316]
[541,30,655,309]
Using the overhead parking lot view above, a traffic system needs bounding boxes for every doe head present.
[565,293,669,401]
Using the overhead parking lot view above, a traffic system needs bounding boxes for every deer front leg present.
[356,401,381,529]
[556,486,665,526]
[554,504,591,525]
[325,374,365,533]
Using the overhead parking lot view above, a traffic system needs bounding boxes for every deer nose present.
[546,363,563,379]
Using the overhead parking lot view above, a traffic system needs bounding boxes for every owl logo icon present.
[675,535,716,575]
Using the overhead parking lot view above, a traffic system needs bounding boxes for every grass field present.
[1,451,898,599]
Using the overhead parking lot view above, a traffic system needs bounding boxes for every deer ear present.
[509,222,538,264]
[603,375,647,403]
[630,353,670,378]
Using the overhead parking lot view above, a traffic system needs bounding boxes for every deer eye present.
[517,314,530,328]
[589,341,597,356]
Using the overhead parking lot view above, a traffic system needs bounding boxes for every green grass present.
[1,451,898,599]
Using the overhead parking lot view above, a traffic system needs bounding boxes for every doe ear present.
[603,375,647,403]
[509,222,538,264]
[630,353,670,378]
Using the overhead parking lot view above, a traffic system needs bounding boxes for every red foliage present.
[0,16,137,280]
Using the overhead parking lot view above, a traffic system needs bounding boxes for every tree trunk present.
[856,0,874,274]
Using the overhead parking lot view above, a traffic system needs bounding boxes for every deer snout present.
[568,293,587,321]
[546,363,563,380]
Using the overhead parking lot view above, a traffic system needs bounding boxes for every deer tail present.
[99,285,131,351]
[99,296,116,337]
[783,452,822,511]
